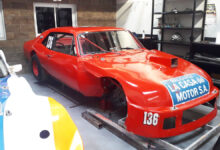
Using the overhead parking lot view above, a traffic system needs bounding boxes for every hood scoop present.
[149,55,178,68]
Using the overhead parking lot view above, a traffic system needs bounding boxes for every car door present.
[34,32,55,74]
[42,32,79,91]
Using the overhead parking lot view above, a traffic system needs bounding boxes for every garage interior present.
[1,0,220,150]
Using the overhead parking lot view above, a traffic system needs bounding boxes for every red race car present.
[24,27,219,138]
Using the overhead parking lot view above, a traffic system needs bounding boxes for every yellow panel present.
[48,97,83,150]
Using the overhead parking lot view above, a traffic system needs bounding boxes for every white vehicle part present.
[3,76,56,150]
[0,50,22,73]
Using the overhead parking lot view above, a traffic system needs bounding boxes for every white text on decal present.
[176,85,208,102]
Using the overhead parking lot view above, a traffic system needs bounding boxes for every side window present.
[42,33,55,48]
[42,32,76,56]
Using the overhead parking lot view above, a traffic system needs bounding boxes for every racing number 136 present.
[143,112,159,126]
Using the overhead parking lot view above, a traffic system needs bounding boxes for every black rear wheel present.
[31,55,47,82]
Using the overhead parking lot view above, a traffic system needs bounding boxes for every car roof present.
[47,26,124,34]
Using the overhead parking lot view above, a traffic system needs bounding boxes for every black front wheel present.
[103,79,127,117]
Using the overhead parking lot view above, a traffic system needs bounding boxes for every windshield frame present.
[77,30,144,56]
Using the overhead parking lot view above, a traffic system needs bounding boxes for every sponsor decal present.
[162,74,210,106]
[0,102,3,116]
[0,77,10,150]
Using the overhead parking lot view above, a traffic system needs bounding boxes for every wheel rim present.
[32,60,39,77]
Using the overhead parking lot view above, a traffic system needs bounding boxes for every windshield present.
[0,57,8,78]
[78,30,142,55]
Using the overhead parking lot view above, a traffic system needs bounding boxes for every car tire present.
[213,136,220,150]
[105,82,127,116]
[31,54,47,82]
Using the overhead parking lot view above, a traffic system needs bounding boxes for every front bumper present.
[125,87,219,138]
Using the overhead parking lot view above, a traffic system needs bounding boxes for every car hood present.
[81,49,213,107]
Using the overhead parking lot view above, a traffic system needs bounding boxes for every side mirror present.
[9,64,22,73]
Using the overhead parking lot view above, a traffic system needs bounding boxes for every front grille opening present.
[163,117,176,129]
[203,98,216,108]
[182,100,215,125]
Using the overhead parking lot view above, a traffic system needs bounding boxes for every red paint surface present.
[32,60,39,77]
[24,27,219,138]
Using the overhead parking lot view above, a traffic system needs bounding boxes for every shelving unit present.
[151,0,208,57]
[153,27,204,30]
[157,40,191,46]
[154,10,204,15]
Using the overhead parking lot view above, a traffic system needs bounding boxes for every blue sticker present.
[0,76,10,150]
[162,74,210,106]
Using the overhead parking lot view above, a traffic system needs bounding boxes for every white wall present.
[204,0,218,38]
[215,1,220,43]
[117,0,220,41]
[116,0,152,34]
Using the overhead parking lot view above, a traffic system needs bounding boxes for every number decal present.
[143,112,159,126]
[153,113,159,126]
[46,36,54,49]
[147,112,153,125]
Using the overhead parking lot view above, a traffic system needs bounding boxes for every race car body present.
[0,50,83,150]
[24,27,219,138]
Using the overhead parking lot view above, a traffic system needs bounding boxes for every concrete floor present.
[20,73,135,150]
[19,73,220,150]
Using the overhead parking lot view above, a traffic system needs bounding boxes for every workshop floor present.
[19,73,220,150]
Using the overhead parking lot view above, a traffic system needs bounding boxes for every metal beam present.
[81,112,103,129]
[184,123,220,150]
[83,109,156,150]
